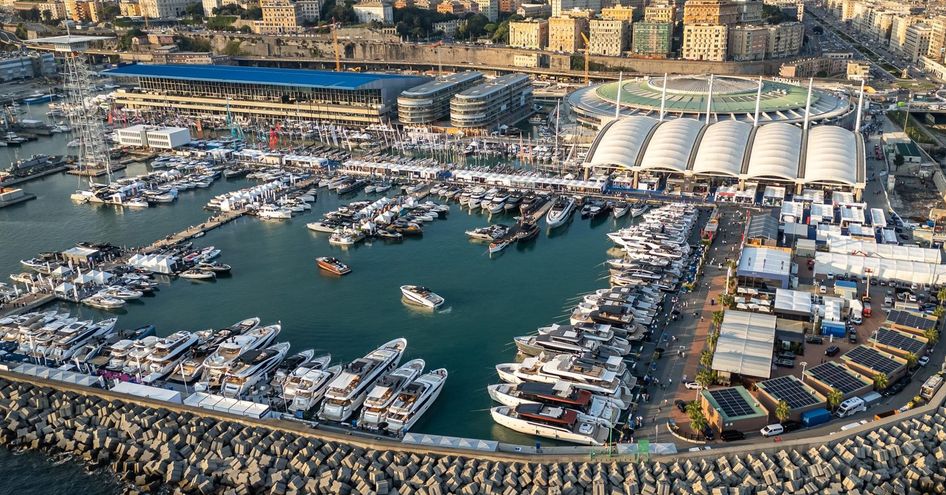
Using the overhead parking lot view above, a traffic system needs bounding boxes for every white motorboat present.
[98,286,143,300]
[400,285,444,310]
[180,269,215,280]
[283,364,342,413]
[318,338,407,422]
[120,336,163,376]
[168,317,260,383]
[611,202,629,219]
[104,339,138,372]
[258,204,292,220]
[487,382,620,426]
[124,198,150,208]
[630,204,649,218]
[44,318,117,363]
[220,342,291,398]
[545,196,577,228]
[384,368,448,435]
[197,323,280,391]
[490,404,609,446]
[271,349,321,387]
[82,295,126,310]
[358,358,425,430]
[141,331,200,384]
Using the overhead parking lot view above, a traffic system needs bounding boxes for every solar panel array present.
[845,346,902,375]
[710,388,757,418]
[806,362,866,394]
[759,375,821,409]
[874,328,926,356]
[886,310,936,332]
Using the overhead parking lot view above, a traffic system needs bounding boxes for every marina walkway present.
[145,209,246,253]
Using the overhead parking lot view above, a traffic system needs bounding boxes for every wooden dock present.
[0,293,55,318]
[0,165,69,188]
[145,209,247,253]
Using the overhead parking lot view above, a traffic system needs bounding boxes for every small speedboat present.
[316,257,351,276]
[98,286,143,300]
[611,202,629,218]
[488,238,510,254]
[180,269,216,280]
[400,285,444,310]
[516,222,539,243]
[83,295,126,310]
[198,262,231,274]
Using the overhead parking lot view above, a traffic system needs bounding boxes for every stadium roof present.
[712,310,776,379]
[583,117,865,189]
[104,64,419,90]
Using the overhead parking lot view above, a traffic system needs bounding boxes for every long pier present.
[145,209,247,253]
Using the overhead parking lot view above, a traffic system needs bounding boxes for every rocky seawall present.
[1,375,946,494]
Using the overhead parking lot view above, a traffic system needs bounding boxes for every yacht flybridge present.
[318,338,407,422]
[220,342,291,399]
[358,358,425,430]
[545,196,577,229]
[383,368,448,435]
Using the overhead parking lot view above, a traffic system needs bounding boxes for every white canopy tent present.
[815,252,946,285]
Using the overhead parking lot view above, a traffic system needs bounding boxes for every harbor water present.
[1,136,633,491]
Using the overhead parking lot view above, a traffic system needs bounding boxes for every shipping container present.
[801,408,832,427]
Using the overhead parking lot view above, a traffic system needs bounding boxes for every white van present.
[836,397,867,418]
[760,424,784,437]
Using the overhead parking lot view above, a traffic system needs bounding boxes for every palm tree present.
[686,401,708,435]
[906,353,919,369]
[873,372,889,390]
[937,286,946,305]
[700,349,714,368]
[827,388,843,411]
[775,400,791,424]
[696,369,715,389]
[711,310,725,328]
[924,327,940,345]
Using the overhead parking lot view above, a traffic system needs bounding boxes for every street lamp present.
[800,361,808,381]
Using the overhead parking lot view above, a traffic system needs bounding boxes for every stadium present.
[568,75,854,128]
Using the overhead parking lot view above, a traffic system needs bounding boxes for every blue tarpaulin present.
[821,321,846,337]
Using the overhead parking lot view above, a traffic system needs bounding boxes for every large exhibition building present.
[583,116,866,199]
[568,75,853,128]
[105,64,431,127]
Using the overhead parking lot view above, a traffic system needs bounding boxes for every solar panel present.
[758,375,820,409]
[886,310,936,332]
[873,328,926,356]
[710,388,757,418]
[844,346,902,375]
[806,362,865,394]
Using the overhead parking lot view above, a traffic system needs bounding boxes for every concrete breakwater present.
[1,373,946,495]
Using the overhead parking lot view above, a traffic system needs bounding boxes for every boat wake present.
[436,306,452,314]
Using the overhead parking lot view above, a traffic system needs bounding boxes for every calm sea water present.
[0,129,630,491]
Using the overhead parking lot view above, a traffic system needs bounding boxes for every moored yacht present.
[487,382,620,426]
[358,359,425,430]
[220,342,291,399]
[168,317,260,383]
[141,331,200,384]
[490,404,610,446]
[545,196,577,228]
[283,364,342,413]
[318,338,407,422]
[316,256,351,275]
[196,323,280,391]
[384,368,448,435]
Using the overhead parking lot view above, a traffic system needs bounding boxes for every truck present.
[849,299,863,323]
[801,407,832,427]
[920,374,944,400]
[860,391,882,408]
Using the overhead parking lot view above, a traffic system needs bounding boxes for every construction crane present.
[331,18,341,72]
[579,33,590,85]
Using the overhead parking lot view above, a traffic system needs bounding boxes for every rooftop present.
[701,386,768,422]
[712,310,777,379]
[399,71,483,98]
[104,64,418,90]
[737,246,792,278]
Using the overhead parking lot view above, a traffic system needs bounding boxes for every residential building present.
[600,4,634,21]
[588,18,627,55]
[778,56,848,78]
[14,1,67,19]
[499,0,518,13]
[903,23,931,63]
[513,54,542,67]
[353,0,393,23]
[516,2,549,16]
[643,4,674,23]
[398,71,484,124]
[927,17,946,63]
[450,73,533,130]
[105,64,430,127]
[471,0,498,20]
[846,61,870,81]
[549,0,599,17]
[119,0,142,15]
[257,0,301,33]
[64,0,103,21]
[728,24,767,61]
[0,52,55,82]
[631,21,672,57]
[889,16,921,57]
[436,0,478,14]
[548,14,589,53]
[733,0,761,23]
[766,21,803,59]
[433,19,460,36]
[138,0,192,19]
[297,0,320,21]
[683,0,739,26]
[682,23,728,61]
[509,19,549,49]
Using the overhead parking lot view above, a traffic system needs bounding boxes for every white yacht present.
[197,323,280,391]
[104,339,138,372]
[545,196,577,229]
[318,338,407,422]
[490,404,610,446]
[487,382,620,426]
[141,331,200,384]
[358,359,425,430]
[258,204,292,220]
[220,342,291,399]
[169,317,260,384]
[283,364,342,413]
[384,368,448,435]
[400,285,444,309]
[120,336,162,376]
[44,318,117,363]
[271,349,321,388]
[495,355,633,409]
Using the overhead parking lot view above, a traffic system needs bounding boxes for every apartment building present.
[728,24,767,61]
[889,16,921,58]
[682,24,728,61]
[450,73,533,130]
[138,0,191,19]
[632,21,673,57]
[548,14,589,53]
[509,19,549,49]
[471,0,498,20]
[779,56,849,78]
[14,0,67,18]
[517,2,549,16]
[64,0,102,21]
[927,17,946,64]
[258,0,301,33]
[903,23,931,63]
[733,0,761,23]
[644,4,674,23]
[353,0,393,23]
[767,21,803,58]
[846,61,870,81]
[683,0,739,26]
[549,0,600,17]
[589,18,628,56]
[600,4,634,21]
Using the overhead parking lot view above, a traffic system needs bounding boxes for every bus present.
[920,374,944,401]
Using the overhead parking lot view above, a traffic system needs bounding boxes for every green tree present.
[936,286,946,304]
[934,306,945,319]
[686,401,708,435]
[905,353,919,369]
[117,27,144,50]
[14,24,26,40]
[244,6,262,19]
[774,400,790,423]
[100,3,121,20]
[695,369,715,389]
[214,4,245,15]
[18,7,40,22]
[700,349,714,368]
[718,293,734,308]
[456,13,489,40]
[827,388,843,410]
[893,154,904,169]
[322,0,356,23]
[207,15,238,30]
[175,36,212,52]
[185,2,204,18]
[711,310,725,329]
[925,326,940,344]
[873,372,889,390]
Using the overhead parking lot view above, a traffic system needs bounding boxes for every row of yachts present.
[306,195,450,245]
[487,203,701,445]
[205,174,317,220]
[0,312,446,435]
[71,157,225,206]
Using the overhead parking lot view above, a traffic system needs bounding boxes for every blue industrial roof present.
[103,64,414,90]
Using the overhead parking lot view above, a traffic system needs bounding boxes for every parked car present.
[806,335,824,344]
[675,400,688,413]
[684,381,702,390]
[780,420,802,432]
[918,355,930,367]
[760,424,784,437]
[883,376,911,397]
[825,345,840,357]
[720,430,745,442]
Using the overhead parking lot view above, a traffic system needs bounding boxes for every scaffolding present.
[28,35,113,181]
